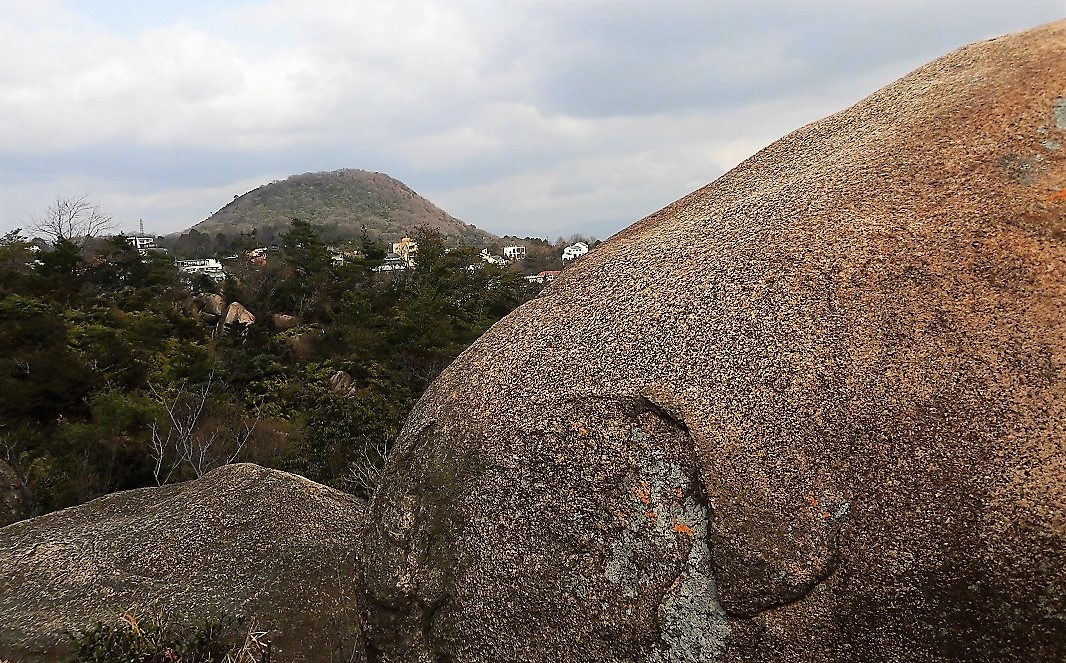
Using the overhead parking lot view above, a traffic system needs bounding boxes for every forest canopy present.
[0,220,541,513]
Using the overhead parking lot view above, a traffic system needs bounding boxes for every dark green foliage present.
[65,612,256,663]
[285,386,409,494]
[0,295,93,423]
[2,218,541,515]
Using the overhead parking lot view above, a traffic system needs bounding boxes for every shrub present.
[65,611,269,663]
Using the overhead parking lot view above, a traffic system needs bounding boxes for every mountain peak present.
[188,169,494,244]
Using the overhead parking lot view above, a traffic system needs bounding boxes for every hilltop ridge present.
[187,169,495,245]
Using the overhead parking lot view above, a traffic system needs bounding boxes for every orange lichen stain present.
[673,521,694,537]
[646,510,658,519]
[823,512,832,519]
[674,487,685,500]
[805,493,820,508]
[631,481,651,505]
[1049,188,1066,203]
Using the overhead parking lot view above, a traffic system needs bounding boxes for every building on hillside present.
[373,254,409,272]
[392,237,418,267]
[479,249,508,266]
[562,242,589,262]
[526,270,561,284]
[503,245,526,261]
[330,248,361,265]
[175,258,226,282]
[127,236,157,256]
[538,270,561,281]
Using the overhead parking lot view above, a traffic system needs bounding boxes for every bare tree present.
[30,195,114,246]
[344,436,392,497]
[147,372,258,485]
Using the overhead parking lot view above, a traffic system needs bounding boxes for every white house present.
[175,258,226,281]
[503,245,526,261]
[479,249,508,266]
[128,236,156,256]
[373,254,409,272]
[562,241,589,261]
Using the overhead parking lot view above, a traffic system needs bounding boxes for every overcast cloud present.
[1,0,1064,239]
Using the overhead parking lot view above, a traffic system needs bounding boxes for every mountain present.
[187,169,495,245]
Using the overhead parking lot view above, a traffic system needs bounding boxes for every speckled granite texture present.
[360,20,1066,662]
[0,464,366,662]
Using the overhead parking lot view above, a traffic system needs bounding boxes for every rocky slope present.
[187,169,494,245]
[0,464,365,662]
[359,20,1066,662]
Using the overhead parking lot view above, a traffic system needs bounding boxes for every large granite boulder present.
[360,21,1066,662]
[0,464,365,662]
[197,292,225,318]
[214,301,256,337]
[0,460,31,527]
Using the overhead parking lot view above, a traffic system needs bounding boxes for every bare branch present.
[227,419,258,465]
[345,436,392,497]
[30,195,114,247]
[146,372,258,483]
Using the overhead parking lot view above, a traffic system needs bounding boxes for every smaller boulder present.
[213,302,255,338]
[0,460,31,528]
[271,313,299,331]
[284,329,321,362]
[0,464,365,662]
[330,371,354,393]
[198,293,224,317]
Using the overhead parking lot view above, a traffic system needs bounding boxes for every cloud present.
[1,1,1064,238]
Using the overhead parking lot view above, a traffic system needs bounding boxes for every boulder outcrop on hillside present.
[214,301,255,337]
[0,460,31,527]
[360,21,1066,662]
[0,464,365,662]
[271,312,300,331]
[330,370,355,394]
[197,292,225,318]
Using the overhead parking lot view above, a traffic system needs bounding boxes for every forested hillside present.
[0,222,537,515]
[183,169,494,251]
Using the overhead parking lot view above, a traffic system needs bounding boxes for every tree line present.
[0,219,540,514]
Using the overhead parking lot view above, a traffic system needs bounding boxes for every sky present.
[1,1,1065,240]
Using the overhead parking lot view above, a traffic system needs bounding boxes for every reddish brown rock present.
[360,21,1066,662]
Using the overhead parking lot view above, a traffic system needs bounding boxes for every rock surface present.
[0,460,31,527]
[360,21,1066,662]
[271,312,299,331]
[330,370,355,393]
[214,301,255,337]
[197,292,224,317]
[0,464,365,662]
